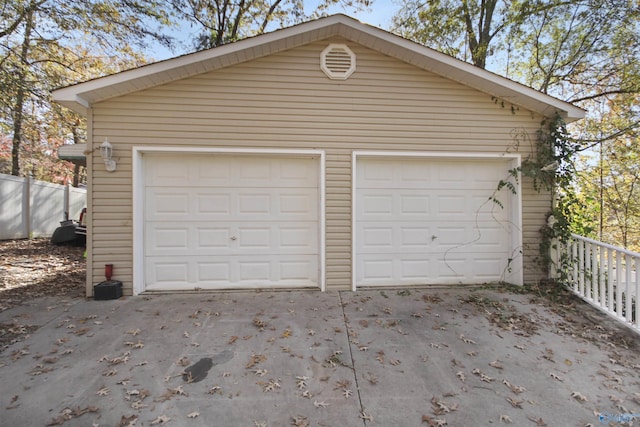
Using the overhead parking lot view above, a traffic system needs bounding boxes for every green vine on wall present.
[519,114,581,280]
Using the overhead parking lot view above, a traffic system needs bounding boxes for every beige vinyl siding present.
[88,37,550,295]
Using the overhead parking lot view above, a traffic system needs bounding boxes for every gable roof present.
[52,14,584,122]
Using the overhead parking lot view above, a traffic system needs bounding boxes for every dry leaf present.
[571,391,587,402]
[527,415,547,426]
[489,360,504,370]
[254,369,268,377]
[291,416,309,427]
[549,372,563,381]
[506,397,524,408]
[360,411,374,422]
[116,415,138,427]
[263,378,281,392]
[96,387,110,396]
[150,415,171,425]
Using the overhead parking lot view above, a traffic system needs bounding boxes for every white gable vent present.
[321,44,356,80]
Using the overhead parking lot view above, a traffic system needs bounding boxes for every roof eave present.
[51,14,585,122]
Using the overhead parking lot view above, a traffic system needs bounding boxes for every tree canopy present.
[0,0,372,183]
[0,0,173,182]
[393,0,639,250]
[1,0,638,251]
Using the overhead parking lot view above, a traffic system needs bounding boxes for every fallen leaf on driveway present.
[549,372,563,381]
[96,387,110,396]
[506,397,524,408]
[47,406,99,426]
[422,415,447,426]
[291,415,309,427]
[116,414,138,427]
[527,415,547,426]
[314,400,329,408]
[150,414,171,425]
[571,391,587,402]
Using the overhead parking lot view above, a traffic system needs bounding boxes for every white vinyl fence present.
[552,234,639,334]
[0,173,86,240]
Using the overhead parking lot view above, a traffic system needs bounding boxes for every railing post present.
[585,242,593,300]
[578,240,585,297]
[592,243,599,303]
[607,248,614,313]
[572,240,578,292]
[598,246,606,307]
[635,258,639,329]
[616,251,623,318]
[625,254,632,322]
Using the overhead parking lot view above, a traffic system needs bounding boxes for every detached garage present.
[52,14,584,296]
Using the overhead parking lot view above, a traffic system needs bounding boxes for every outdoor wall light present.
[99,138,117,172]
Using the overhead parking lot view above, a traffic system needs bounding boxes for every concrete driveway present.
[1,286,639,426]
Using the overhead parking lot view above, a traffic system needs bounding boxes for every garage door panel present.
[145,255,318,289]
[146,191,190,218]
[359,224,432,252]
[150,227,189,250]
[146,188,318,221]
[355,157,518,287]
[360,226,394,249]
[144,156,192,185]
[401,195,429,214]
[436,195,467,215]
[146,221,316,256]
[357,191,431,219]
[198,262,231,282]
[146,155,318,188]
[359,223,508,254]
[435,224,510,248]
[280,225,317,249]
[197,228,232,249]
[196,193,231,215]
[143,154,320,291]
[361,259,394,281]
[146,260,192,286]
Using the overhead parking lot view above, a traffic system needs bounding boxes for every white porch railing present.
[552,234,639,333]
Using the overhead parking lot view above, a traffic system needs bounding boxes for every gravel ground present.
[0,238,85,350]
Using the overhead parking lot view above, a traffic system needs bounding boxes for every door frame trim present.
[133,146,326,294]
[351,151,522,291]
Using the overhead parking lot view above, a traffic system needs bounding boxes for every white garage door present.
[143,153,320,291]
[354,156,521,287]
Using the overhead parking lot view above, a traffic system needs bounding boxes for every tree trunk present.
[10,4,35,176]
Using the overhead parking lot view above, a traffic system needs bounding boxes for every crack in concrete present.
[339,291,369,426]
